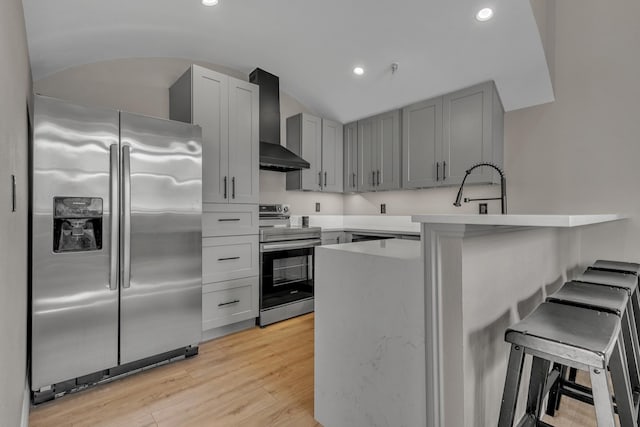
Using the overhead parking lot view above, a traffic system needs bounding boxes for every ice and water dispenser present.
[53,197,103,253]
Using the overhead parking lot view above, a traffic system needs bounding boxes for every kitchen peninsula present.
[314,214,625,427]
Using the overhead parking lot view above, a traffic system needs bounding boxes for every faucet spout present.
[452,162,507,214]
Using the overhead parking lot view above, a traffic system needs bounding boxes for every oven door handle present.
[261,239,322,253]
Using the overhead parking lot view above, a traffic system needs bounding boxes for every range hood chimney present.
[249,68,310,172]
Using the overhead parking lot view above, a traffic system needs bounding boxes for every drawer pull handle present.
[217,256,240,261]
[218,218,241,222]
[218,299,240,307]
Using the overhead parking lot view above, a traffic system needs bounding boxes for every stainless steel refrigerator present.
[31,95,202,402]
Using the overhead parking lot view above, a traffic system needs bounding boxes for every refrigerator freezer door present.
[119,112,202,364]
[31,96,120,390]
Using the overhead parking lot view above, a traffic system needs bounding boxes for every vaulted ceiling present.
[22,0,553,122]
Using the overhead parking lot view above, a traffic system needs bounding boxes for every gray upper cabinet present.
[358,110,401,191]
[343,122,358,192]
[321,119,343,192]
[402,97,442,188]
[402,81,504,189]
[357,117,376,191]
[170,65,259,204]
[286,113,343,192]
[228,78,259,203]
[442,81,503,185]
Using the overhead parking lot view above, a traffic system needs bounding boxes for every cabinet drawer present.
[203,235,259,283]
[202,277,258,330]
[202,204,258,237]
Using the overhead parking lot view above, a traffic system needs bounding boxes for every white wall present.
[0,0,31,424]
[505,0,640,262]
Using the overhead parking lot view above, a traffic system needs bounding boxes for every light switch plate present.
[479,203,488,214]
[380,204,386,214]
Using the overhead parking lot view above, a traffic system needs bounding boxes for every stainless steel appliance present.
[31,96,202,403]
[259,204,321,326]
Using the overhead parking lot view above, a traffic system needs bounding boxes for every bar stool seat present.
[499,302,637,427]
[548,281,629,316]
[506,303,621,369]
[593,260,640,277]
[578,269,639,294]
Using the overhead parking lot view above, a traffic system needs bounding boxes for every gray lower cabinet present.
[202,277,259,331]
[170,65,259,204]
[358,110,402,192]
[201,204,259,338]
[402,81,504,189]
[343,122,358,192]
[321,231,346,245]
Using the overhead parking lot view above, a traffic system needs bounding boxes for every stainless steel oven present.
[259,205,321,327]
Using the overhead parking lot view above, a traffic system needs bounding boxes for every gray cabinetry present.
[286,113,343,192]
[343,122,358,192]
[442,81,503,185]
[402,81,503,189]
[402,97,442,188]
[321,119,344,192]
[358,110,401,191]
[170,65,259,203]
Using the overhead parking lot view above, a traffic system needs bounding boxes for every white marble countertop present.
[411,213,626,227]
[318,239,421,260]
[290,215,420,234]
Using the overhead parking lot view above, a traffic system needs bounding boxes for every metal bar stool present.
[545,280,640,418]
[498,302,636,427]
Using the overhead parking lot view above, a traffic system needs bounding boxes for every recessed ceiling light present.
[202,0,219,6]
[476,7,494,21]
[353,66,364,76]
[476,7,493,22]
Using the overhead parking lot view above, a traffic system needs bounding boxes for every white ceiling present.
[22,0,553,123]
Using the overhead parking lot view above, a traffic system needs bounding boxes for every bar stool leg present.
[545,363,564,416]
[610,333,638,427]
[622,309,640,391]
[590,366,616,427]
[526,356,551,419]
[498,344,525,427]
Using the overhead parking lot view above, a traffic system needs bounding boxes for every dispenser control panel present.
[53,197,103,253]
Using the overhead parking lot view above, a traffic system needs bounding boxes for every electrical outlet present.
[479,203,488,215]
[315,202,320,212]
[380,204,386,214]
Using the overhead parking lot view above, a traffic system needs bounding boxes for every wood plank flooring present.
[30,314,319,427]
[30,313,597,426]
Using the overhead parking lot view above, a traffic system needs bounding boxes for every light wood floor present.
[30,314,318,427]
[30,313,598,427]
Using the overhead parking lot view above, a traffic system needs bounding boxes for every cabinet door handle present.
[372,171,375,186]
[232,177,236,199]
[218,218,240,222]
[377,170,380,186]
[352,172,356,188]
[443,161,447,181]
[319,171,323,187]
[218,299,240,307]
[217,256,240,261]
[436,162,440,181]
[223,176,228,199]
[324,171,327,187]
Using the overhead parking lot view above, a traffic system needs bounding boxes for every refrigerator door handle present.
[121,145,131,289]
[109,145,119,291]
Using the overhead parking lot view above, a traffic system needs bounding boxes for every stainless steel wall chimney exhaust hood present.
[249,68,310,172]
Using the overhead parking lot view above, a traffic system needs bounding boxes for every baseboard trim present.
[201,318,256,342]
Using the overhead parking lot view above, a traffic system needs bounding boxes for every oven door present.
[260,239,321,310]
